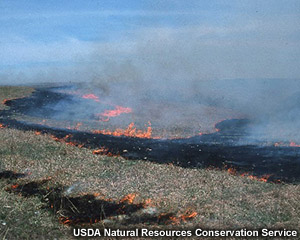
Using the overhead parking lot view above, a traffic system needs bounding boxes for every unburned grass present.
[0,86,34,111]
[0,86,299,239]
[0,127,299,239]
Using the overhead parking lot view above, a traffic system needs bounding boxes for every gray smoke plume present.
[1,18,300,142]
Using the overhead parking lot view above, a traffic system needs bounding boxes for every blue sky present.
[1,0,300,83]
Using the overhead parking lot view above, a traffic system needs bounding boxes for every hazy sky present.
[0,0,300,83]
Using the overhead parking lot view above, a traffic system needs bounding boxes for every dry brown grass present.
[0,86,299,239]
[0,86,34,111]
[0,127,300,238]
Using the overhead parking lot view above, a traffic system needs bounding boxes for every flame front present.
[92,147,117,156]
[227,167,272,182]
[2,99,9,105]
[274,141,300,147]
[240,173,272,182]
[180,210,198,221]
[82,94,100,102]
[11,184,19,189]
[159,209,198,225]
[93,122,153,139]
[96,105,133,121]
[119,193,137,204]
[290,142,300,147]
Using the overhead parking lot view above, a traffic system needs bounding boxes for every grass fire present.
[1,1,300,239]
[0,83,300,239]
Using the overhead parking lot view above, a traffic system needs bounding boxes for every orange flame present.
[59,217,72,225]
[241,173,272,182]
[274,141,300,147]
[101,106,132,117]
[11,184,19,189]
[93,122,153,139]
[50,134,80,147]
[180,210,198,221]
[50,135,61,142]
[0,123,5,129]
[290,142,300,147]
[162,209,197,225]
[227,166,272,183]
[143,199,153,207]
[96,106,132,121]
[82,94,100,102]
[119,193,136,204]
[93,192,101,197]
[169,216,180,224]
[92,147,118,156]
[82,93,132,121]
[2,99,9,105]
[227,167,237,175]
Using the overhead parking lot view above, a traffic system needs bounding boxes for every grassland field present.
[0,86,299,239]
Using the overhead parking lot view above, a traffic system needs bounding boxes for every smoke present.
[1,21,300,142]
[72,27,300,142]
[196,79,300,141]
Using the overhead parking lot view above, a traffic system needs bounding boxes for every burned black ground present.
[3,176,178,227]
[1,87,300,183]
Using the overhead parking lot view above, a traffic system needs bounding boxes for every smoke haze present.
[1,0,300,141]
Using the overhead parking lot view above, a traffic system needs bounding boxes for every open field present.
[0,86,300,239]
